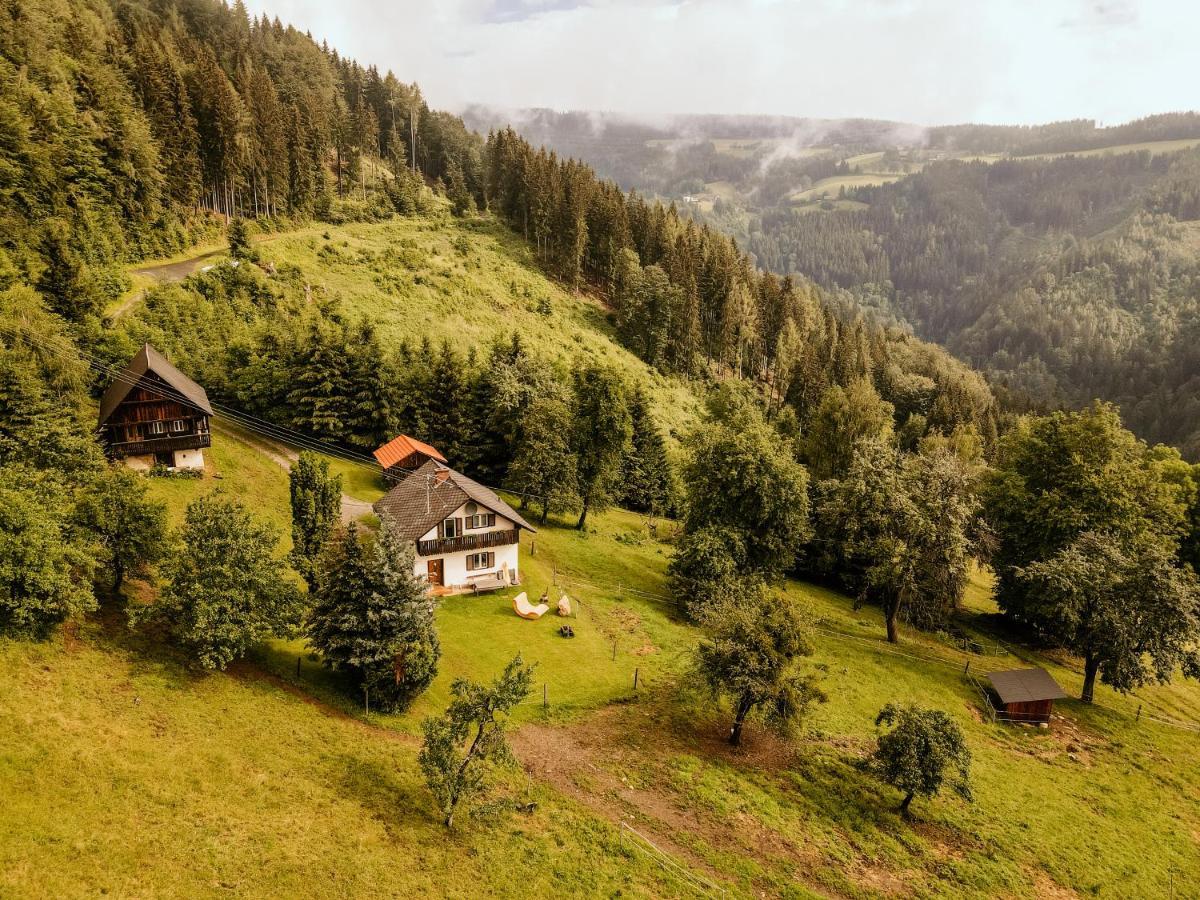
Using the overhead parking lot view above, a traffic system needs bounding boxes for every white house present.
[372,443,535,594]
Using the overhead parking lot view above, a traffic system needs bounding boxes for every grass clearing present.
[790,172,906,201]
[255,216,703,442]
[142,425,1200,895]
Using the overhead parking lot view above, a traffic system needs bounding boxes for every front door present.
[427,559,444,586]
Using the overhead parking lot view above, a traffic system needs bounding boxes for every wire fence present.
[619,822,728,897]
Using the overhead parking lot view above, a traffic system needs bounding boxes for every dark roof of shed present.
[987,668,1069,705]
[98,344,213,424]
[373,459,535,541]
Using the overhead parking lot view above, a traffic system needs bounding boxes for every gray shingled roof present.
[987,668,1069,705]
[373,459,535,541]
[98,344,214,425]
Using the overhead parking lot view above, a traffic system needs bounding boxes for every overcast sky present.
[242,0,1197,126]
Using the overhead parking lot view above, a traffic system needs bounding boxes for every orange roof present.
[373,434,447,470]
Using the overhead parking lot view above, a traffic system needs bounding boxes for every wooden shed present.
[986,668,1068,724]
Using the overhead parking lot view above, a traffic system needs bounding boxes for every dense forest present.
[1,0,481,302]
[0,0,1002,468]
[745,151,1200,456]
[482,106,1200,457]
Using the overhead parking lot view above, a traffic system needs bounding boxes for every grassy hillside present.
[6,417,1199,896]
[239,215,703,441]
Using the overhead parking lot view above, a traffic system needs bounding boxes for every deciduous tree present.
[695,585,824,745]
[78,466,167,595]
[870,703,973,817]
[148,492,302,670]
[419,654,535,827]
[1016,532,1200,702]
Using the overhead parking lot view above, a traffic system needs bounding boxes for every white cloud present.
[243,0,1198,125]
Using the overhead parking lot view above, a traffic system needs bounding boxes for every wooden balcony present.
[417,528,519,558]
[106,431,212,458]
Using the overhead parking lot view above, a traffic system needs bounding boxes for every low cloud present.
[244,0,1197,126]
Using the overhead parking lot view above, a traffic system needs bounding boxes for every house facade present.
[373,445,535,594]
[98,344,213,471]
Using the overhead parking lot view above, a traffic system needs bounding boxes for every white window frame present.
[465,551,494,571]
[148,420,167,436]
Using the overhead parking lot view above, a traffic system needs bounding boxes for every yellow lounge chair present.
[513,591,550,620]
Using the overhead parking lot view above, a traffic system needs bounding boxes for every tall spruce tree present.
[288,452,343,592]
[620,388,673,515]
[306,522,440,712]
[570,364,632,529]
[507,392,579,524]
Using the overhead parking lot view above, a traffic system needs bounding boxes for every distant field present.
[790,172,905,201]
[790,198,870,213]
[647,137,831,159]
[1015,136,1200,160]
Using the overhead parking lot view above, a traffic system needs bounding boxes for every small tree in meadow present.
[228,218,254,260]
[695,584,825,746]
[869,703,973,818]
[146,491,303,670]
[419,654,535,828]
[288,451,343,591]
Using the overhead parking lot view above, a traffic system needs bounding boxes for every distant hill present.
[477,105,1200,457]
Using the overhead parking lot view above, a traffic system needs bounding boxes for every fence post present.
[296,655,301,678]
[364,685,369,716]
[1136,703,1142,722]
[964,660,970,676]
[634,668,639,691]
[531,539,536,557]
[543,683,547,712]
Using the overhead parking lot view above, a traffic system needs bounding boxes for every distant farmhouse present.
[373,436,535,594]
[98,344,213,471]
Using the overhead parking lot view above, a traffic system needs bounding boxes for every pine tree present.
[288,452,343,591]
[621,388,673,514]
[507,392,579,524]
[571,364,632,529]
[306,522,440,711]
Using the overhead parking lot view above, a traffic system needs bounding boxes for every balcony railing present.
[417,528,519,557]
[107,431,212,457]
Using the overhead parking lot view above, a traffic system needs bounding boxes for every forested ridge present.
[746,150,1200,456]
[1,0,1001,464]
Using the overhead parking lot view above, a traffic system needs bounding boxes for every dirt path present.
[223,422,376,524]
[509,704,835,898]
[114,234,283,320]
[133,249,225,283]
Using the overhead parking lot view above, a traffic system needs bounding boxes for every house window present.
[171,419,187,433]
[148,420,167,436]
[467,513,496,529]
[465,551,495,571]
[440,518,459,539]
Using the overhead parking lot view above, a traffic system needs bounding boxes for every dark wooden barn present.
[986,668,1068,724]
[98,344,213,471]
